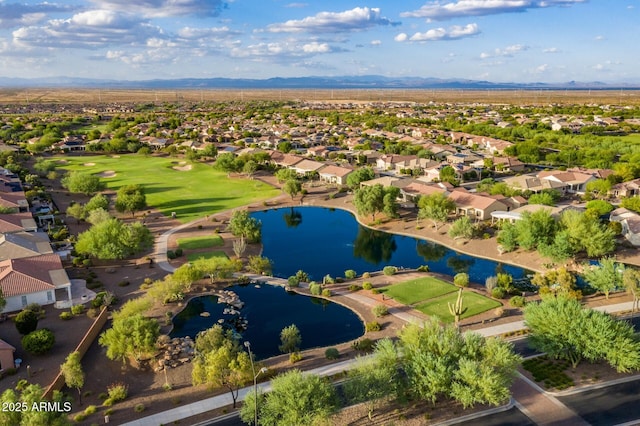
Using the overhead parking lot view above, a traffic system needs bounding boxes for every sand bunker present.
[56,159,68,165]
[172,164,192,171]
[97,170,117,178]
[84,162,96,166]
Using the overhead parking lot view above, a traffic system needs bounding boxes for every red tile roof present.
[0,254,64,297]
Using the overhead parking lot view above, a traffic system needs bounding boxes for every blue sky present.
[0,0,637,83]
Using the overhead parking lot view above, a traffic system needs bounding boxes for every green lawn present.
[177,235,223,250]
[186,251,229,262]
[380,277,458,305]
[58,154,280,222]
[414,291,502,323]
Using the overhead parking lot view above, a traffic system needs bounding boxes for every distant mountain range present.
[0,75,639,90]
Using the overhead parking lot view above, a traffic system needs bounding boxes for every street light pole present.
[244,341,267,426]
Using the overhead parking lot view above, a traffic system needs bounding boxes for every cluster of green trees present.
[214,151,271,177]
[497,209,615,261]
[353,184,400,221]
[228,210,262,243]
[241,320,520,425]
[76,217,153,260]
[0,382,71,425]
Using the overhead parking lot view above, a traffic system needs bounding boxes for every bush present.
[372,305,388,317]
[321,289,332,297]
[323,274,335,284]
[344,269,357,279]
[22,329,55,355]
[84,405,97,415]
[59,311,73,320]
[287,276,300,287]
[509,295,526,307]
[366,321,382,332]
[383,266,397,276]
[309,283,322,296]
[371,288,381,294]
[71,304,85,315]
[453,273,469,287]
[14,309,39,335]
[174,248,183,257]
[348,284,361,292]
[134,404,145,413]
[362,272,371,279]
[491,287,506,299]
[325,348,339,360]
[417,265,430,272]
[294,270,310,282]
[289,352,302,364]
[363,282,373,291]
[73,413,87,422]
[87,307,101,319]
[166,250,176,260]
[352,338,375,352]
[25,303,45,319]
[107,383,128,403]
[82,259,93,267]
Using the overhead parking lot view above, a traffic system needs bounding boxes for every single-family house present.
[610,179,640,198]
[448,190,509,220]
[0,254,72,313]
[360,176,401,189]
[375,155,416,171]
[492,156,525,173]
[0,231,53,261]
[0,192,29,213]
[318,165,353,186]
[0,213,38,233]
[610,208,640,247]
[502,174,568,194]
[538,170,595,194]
[399,180,449,204]
[291,159,324,176]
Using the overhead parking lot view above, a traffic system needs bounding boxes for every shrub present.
[485,276,498,292]
[321,289,332,297]
[352,338,374,352]
[309,283,322,296]
[287,276,300,287]
[14,309,39,335]
[491,287,506,299]
[362,282,373,290]
[134,404,145,413]
[366,321,382,332]
[453,273,469,287]
[383,266,397,276]
[117,281,130,287]
[362,272,371,279]
[372,305,388,317]
[509,295,526,307]
[323,274,335,284]
[344,269,357,279]
[294,270,310,282]
[289,352,302,364]
[22,329,55,355]
[348,284,361,292]
[87,307,101,319]
[84,405,97,415]
[71,304,85,315]
[417,265,430,272]
[107,383,128,403]
[166,250,176,260]
[73,413,87,422]
[494,307,505,318]
[371,288,381,294]
[104,408,114,416]
[174,248,183,257]
[59,311,73,320]
[25,303,45,319]
[98,393,108,401]
[325,348,339,360]
[335,277,344,283]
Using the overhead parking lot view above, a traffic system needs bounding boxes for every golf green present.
[58,154,280,223]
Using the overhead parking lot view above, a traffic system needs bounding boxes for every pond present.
[252,206,531,283]
[170,284,364,360]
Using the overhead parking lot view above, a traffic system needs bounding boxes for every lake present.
[252,206,530,283]
[170,283,365,359]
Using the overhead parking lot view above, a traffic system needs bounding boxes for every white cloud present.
[230,39,343,61]
[406,23,480,41]
[394,33,408,42]
[535,63,549,73]
[481,44,529,58]
[371,39,382,46]
[0,3,76,29]
[543,47,558,53]
[302,42,330,53]
[401,0,586,21]
[285,3,308,8]
[88,0,226,18]
[266,7,399,34]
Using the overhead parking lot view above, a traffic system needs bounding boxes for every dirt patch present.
[83,162,95,166]
[172,164,192,171]
[97,170,116,178]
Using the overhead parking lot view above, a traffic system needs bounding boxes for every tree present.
[243,160,258,179]
[531,267,581,300]
[528,192,556,206]
[61,351,84,405]
[228,210,261,243]
[283,179,302,200]
[192,325,253,408]
[353,184,384,221]
[274,168,298,183]
[514,209,557,251]
[417,193,455,231]
[170,263,203,291]
[66,202,87,223]
[76,218,153,259]
[343,339,401,420]
[623,268,640,312]
[399,320,520,407]
[279,324,301,354]
[525,298,640,372]
[382,186,400,218]
[86,207,111,225]
[582,257,623,299]
[115,184,146,217]
[346,167,375,189]
[85,193,109,213]
[453,272,470,287]
[240,370,338,426]
[61,171,104,195]
[621,196,640,213]
[192,256,240,284]
[497,222,519,253]
[14,309,38,335]
[247,255,272,275]
[439,165,459,185]
[0,383,71,426]
[99,314,160,365]
[586,179,612,199]
[448,216,474,241]
[585,199,614,216]
[214,152,240,174]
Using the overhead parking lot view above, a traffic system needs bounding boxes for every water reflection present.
[283,207,303,228]
[353,226,397,264]
[416,240,447,262]
[446,256,476,274]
